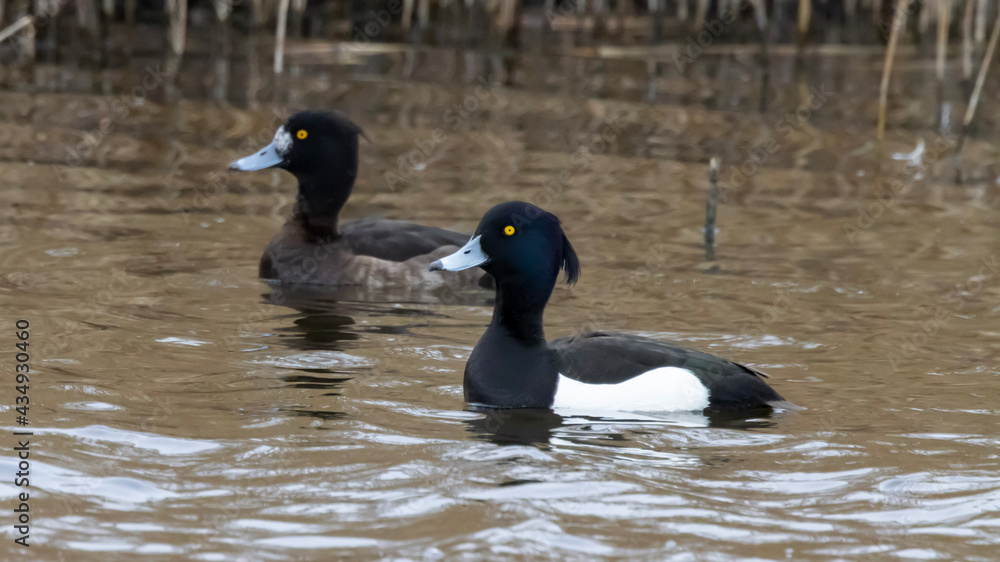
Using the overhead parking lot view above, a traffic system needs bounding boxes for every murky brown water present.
[2,32,1000,560]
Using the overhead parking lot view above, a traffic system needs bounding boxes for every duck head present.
[431,201,580,294]
[229,111,363,222]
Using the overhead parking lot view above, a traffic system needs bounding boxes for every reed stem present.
[749,0,770,111]
[275,0,290,74]
[878,0,911,144]
[705,157,720,262]
[962,0,975,87]
[694,0,708,31]
[955,2,1000,155]
[975,0,987,48]
[166,0,187,56]
[936,0,952,130]
[797,0,811,51]
[402,0,414,35]
[291,0,306,38]
[0,14,32,44]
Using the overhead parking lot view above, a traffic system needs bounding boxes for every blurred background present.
[2,1,1000,560]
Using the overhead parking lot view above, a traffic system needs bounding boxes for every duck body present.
[230,111,485,288]
[464,324,558,409]
[550,332,782,411]
[260,213,482,287]
[464,329,780,412]
[432,201,787,413]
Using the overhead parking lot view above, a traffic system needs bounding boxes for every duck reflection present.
[280,407,348,423]
[264,282,491,311]
[261,281,491,352]
[464,407,565,446]
[280,312,359,348]
[465,405,783,446]
[271,373,353,420]
[260,283,488,404]
[703,406,783,430]
[280,371,353,394]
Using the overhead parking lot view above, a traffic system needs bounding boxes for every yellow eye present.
[503,225,515,236]
[297,130,308,140]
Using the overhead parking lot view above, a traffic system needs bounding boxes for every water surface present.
[2,34,1000,560]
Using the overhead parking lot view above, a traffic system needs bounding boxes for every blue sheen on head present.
[473,201,580,287]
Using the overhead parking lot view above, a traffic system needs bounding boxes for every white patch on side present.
[552,367,710,412]
[273,126,293,156]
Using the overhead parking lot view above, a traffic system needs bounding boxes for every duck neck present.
[490,277,552,344]
[465,278,558,408]
[292,169,356,238]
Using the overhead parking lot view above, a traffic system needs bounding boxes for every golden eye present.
[297,130,308,140]
[503,225,515,236]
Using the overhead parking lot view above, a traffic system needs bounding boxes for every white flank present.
[552,367,710,412]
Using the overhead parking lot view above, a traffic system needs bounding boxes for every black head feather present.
[473,201,581,287]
